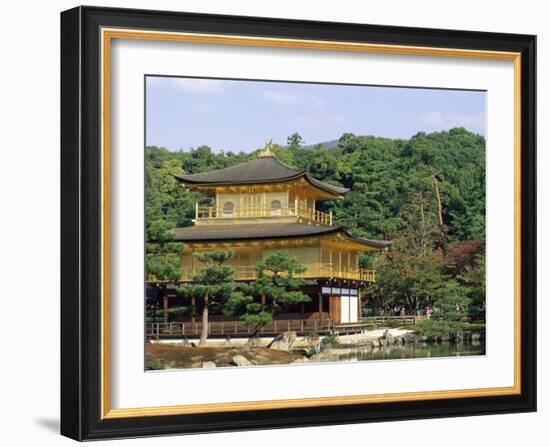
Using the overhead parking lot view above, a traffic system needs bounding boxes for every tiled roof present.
[170,223,391,248]
[176,156,349,196]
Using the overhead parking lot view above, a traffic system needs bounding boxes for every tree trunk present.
[199,295,209,346]
[419,194,426,257]
[191,296,196,324]
[163,295,169,323]
[429,166,448,256]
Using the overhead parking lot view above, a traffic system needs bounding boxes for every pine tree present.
[458,255,486,321]
[431,280,471,338]
[225,251,310,336]
[287,132,304,149]
[177,250,236,346]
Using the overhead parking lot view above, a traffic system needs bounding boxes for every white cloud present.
[261,88,346,129]
[172,78,225,94]
[446,112,485,130]
[147,77,225,94]
[294,113,347,127]
[262,90,328,113]
[308,94,326,111]
[420,111,445,126]
[420,111,485,133]
[262,89,303,104]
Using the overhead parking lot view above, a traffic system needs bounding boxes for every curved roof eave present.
[304,173,350,195]
[176,171,349,197]
[175,170,306,185]
[169,223,391,249]
[174,155,349,196]
[340,228,392,248]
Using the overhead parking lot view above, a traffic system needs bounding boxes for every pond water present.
[320,341,485,363]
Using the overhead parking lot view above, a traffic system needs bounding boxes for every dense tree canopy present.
[146,127,486,323]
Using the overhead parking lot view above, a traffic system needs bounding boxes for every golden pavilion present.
[167,144,391,327]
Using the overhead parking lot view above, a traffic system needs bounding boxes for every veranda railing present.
[195,204,332,225]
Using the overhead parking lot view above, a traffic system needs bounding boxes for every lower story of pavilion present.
[146,280,367,330]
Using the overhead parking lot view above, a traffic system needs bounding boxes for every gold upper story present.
[193,183,334,226]
[177,146,348,227]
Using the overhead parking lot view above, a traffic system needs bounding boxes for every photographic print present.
[144,77,487,370]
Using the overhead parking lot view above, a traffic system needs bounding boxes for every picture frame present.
[60,5,536,441]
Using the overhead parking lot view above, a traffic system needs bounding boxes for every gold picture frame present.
[61,6,536,440]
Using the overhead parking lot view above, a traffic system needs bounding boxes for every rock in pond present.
[305,333,321,351]
[268,331,297,351]
[383,329,395,345]
[202,361,217,368]
[292,357,310,364]
[245,336,263,349]
[232,355,254,367]
[308,353,329,362]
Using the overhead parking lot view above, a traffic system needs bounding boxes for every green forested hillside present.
[146,128,486,322]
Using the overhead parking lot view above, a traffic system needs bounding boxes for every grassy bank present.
[146,343,303,369]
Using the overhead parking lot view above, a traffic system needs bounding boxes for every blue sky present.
[146,76,486,153]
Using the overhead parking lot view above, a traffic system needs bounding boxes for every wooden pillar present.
[318,293,323,320]
[261,294,266,307]
[330,295,342,324]
[191,296,196,323]
[163,295,169,323]
[319,246,323,275]
[357,290,362,320]
[300,302,305,317]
